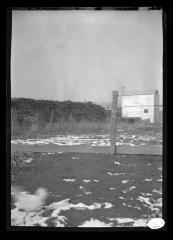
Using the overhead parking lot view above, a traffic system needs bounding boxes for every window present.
[144,109,148,113]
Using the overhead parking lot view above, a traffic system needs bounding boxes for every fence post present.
[110,91,118,154]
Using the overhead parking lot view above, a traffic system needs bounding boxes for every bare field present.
[11,152,162,227]
[11,119,162,140]
[11,116,162,147]
[11,120,162,227]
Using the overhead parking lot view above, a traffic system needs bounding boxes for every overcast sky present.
[11,10,163,104]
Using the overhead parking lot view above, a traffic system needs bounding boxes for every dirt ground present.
[11,152,162,227]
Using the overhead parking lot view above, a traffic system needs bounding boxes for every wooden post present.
[110,91,118,154]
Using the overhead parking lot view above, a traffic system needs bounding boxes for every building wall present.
[122,94,155,122]
[154,90,160,123]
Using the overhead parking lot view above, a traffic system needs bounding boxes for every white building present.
[122,90,159,123]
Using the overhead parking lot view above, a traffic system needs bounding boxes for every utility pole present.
[121,87,124,102]
[110,91,119,154]
[121,87,124,118]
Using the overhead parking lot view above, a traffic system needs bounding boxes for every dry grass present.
[11,118,162,140]
[46,120,110,134]
[11,120,110,139]
[117,119,162,134]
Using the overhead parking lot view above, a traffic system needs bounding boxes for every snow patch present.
[83,180,91,183]
[25,158,33,163]
[114,162,121,165]
[129,186,136,191]
[133,219,148,227]
[107,172,126,176]
[11,133,161,147]
[49,199,114,215]
[137,196,162,212]
[152,189,162,195]
[118,196,124,200]
[116,218,134,224]
[144,178,153,182]
[78,218,113,227]
[93,179,99,182]
[62,179,75,182]
[11,207,49,226]
[72,156,79,159]
[84,191,92,195]
[121,180,129,184]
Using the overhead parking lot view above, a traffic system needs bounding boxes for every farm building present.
[122,90,160,123]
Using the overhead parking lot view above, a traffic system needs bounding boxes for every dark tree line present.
[11,98,107,128]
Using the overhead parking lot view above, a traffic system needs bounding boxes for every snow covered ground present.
[11,132,162,147]
[11,169,162,227]
[11,192,162,227]
[11,149,162,227]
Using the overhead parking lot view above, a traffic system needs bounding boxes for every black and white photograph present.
[9,7,164,229]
